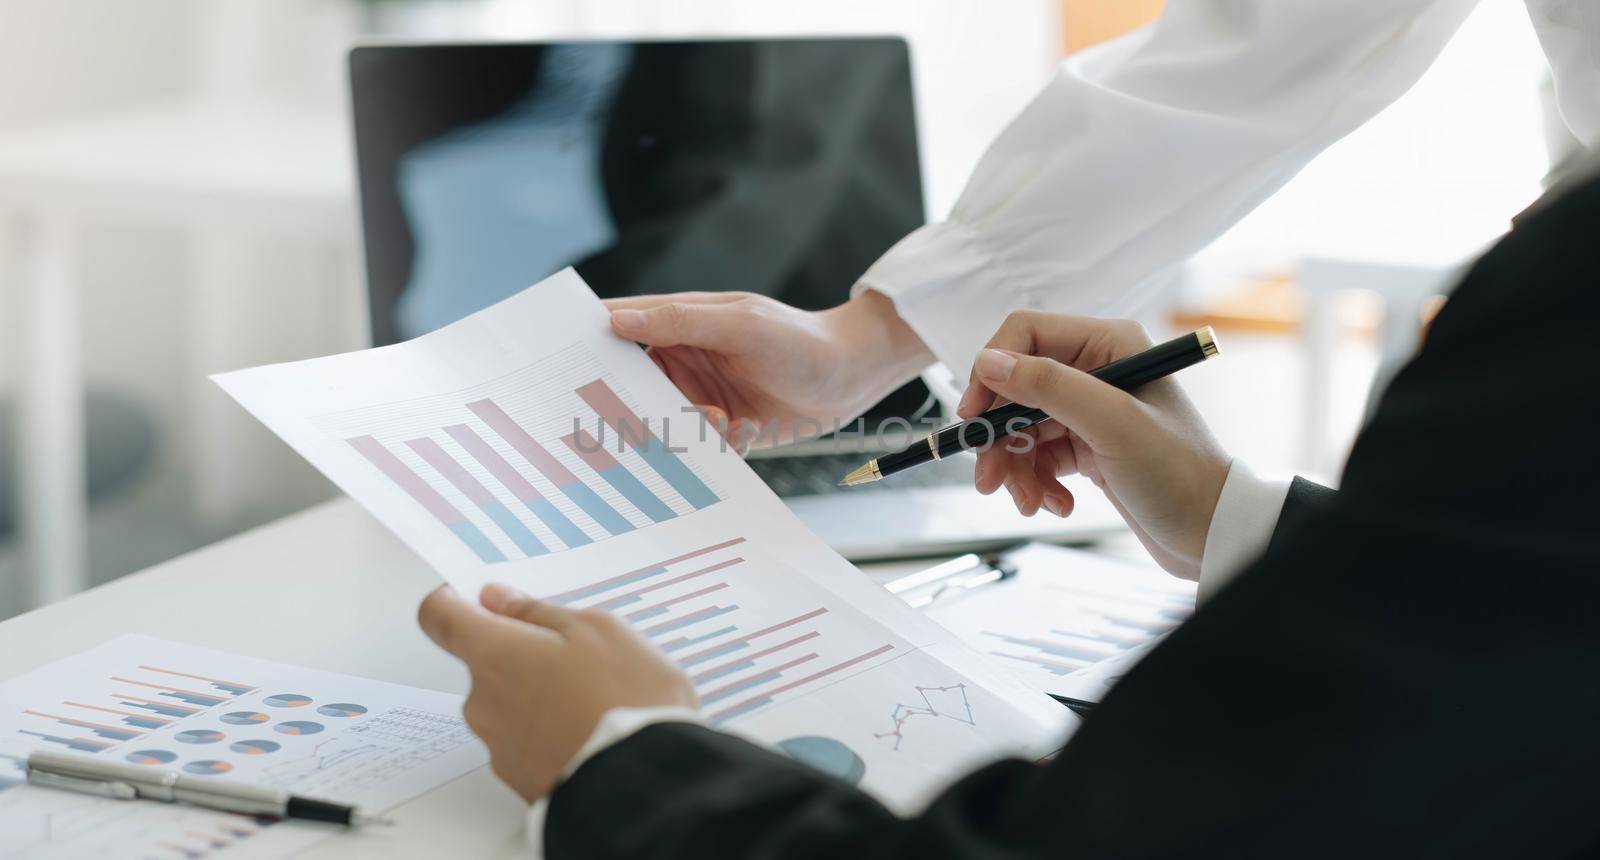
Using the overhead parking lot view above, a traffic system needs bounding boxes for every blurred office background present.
[0,0,1554,618]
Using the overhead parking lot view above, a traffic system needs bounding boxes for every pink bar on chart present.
[576,379,655,445]
[698,653,819,703]
[596,558,745,610]
[466,399,581,487]
[691,632,822,684]
[347,435,466,525]
[544,538,747,605]
[445,424,548,504]
[674,607,829,664]
[624,582,730,621]
[708,644,895,722]
[561,428,621,472]
[406,437,500,507]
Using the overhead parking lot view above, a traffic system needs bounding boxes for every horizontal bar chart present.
[554,538,897,728]
[15,663,256,755]
[973,565,1198,685]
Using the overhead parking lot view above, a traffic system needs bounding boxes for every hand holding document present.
[213,269,1073,810]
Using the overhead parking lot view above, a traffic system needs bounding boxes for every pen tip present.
[839,462,881,487]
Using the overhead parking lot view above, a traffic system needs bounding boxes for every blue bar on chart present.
[109,677,231,708]
[466,399,636,537]
[23,710,143,742]
[347,435,507,563]
[689,632,822,684]
[698,653,818,705]
[18,731,115,753]
[406,436,548,557]
[561,429,677,523]
[672,608,828,667]
[623,582,730,623]
[706,644,895,725]
[541,538,746,606]
[113,695,201,719]
[640,604,739,638]
[137,666,256,697]
[64,701,171,730]
[444,424,593,550]
[985,632,1117,667]
[576,379,720,509]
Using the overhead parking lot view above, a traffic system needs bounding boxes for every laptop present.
[348,38,1123,560]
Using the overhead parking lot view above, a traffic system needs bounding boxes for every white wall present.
[0,0,191,129]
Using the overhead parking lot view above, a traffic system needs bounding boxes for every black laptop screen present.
[350,38,925,349]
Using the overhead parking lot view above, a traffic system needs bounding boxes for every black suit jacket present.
[546,176,1600,859]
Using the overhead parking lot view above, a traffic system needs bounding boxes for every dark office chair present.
[0,390,156,540]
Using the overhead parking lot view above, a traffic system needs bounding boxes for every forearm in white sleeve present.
[859,0,1480,379]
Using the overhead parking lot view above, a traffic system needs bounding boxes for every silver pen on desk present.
[25,750,394,827]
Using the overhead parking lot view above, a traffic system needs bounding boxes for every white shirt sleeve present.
[525,706,703,858]
[859,0,1480,379]
[1197,461,1292,603]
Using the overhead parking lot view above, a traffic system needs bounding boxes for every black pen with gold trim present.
[839,327,1219,486]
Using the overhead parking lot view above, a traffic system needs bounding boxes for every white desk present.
[0,498,530,858]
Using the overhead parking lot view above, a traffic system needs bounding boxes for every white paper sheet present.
[213,269,1074,811]
[0,635,487,859]
[924,544,1197,701]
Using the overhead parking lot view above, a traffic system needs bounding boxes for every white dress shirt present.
[531,1,1599,848]
[860,0,1599,380]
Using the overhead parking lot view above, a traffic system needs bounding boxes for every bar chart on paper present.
[313,343,722,566]
[925,545,1197,692]
[542,537,902,726]
[0,636,487,860]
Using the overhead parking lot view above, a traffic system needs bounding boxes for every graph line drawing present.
[874,684,975,751]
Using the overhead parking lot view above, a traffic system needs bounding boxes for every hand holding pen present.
[851,314,1234,582]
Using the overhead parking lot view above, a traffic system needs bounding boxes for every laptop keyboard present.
[748,451,974,496]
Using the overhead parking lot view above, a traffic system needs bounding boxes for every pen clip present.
[28,768,140,800]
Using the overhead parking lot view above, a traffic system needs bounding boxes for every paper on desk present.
[213,268,1073,811]
[923,543,1198,702]
[0,634,487,859]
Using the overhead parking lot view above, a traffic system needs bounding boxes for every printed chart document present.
[214,268,1073,810]
[923,544,1197,701]
[0,635,487,858]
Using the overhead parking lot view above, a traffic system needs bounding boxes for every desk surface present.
[0,498,530,858]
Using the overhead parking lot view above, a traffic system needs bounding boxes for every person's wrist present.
[1173,451,1233,577]
[827,289,934,392]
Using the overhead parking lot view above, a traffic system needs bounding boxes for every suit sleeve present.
[547,178,1600,860]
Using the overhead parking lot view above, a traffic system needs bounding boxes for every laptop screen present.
[350,38,925,355]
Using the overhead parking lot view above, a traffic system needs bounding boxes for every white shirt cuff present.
[1198,461,1291,604]
[525,705,704,857]
[854,220,1022,383]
